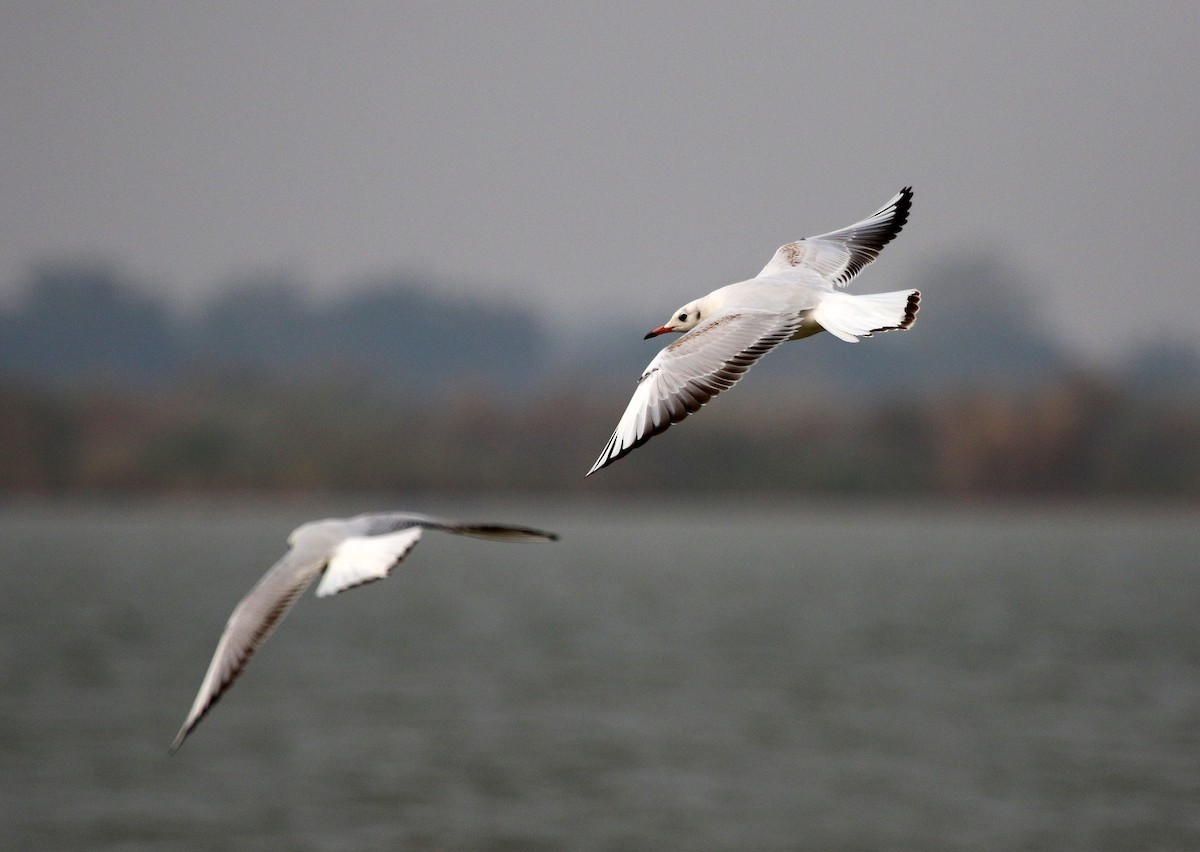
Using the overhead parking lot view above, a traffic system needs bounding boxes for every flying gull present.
[171,511,558,752]
[587,187,919,475]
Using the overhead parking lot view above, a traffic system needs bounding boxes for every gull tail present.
[810,289,920,342]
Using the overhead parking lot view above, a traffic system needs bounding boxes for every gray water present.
[1,499,1198,850]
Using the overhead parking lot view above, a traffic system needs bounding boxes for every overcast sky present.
[2,2,1197,361]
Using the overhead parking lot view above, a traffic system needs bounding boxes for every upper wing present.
[586,311,802,475]
[170,542,329,752]
[757,187,912,288]
[314,527,424,598]
[343,512,560,544]
[402,515,559,543]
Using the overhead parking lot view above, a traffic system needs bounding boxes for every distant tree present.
[0,264,179,385]
[181,275,316,370]
[183,273,549,391]
[1121,339,1200,393]
[796,250,1074,394]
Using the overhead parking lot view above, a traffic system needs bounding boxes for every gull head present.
[645,301,704,339]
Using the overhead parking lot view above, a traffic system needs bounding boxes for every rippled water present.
[1,498,1198,850]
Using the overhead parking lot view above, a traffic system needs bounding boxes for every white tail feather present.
[810,289,920,342]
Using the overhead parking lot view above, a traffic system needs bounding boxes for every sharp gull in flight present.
[587,187,919,476]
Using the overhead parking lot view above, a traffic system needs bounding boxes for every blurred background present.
[2,3,1198,850]
[2,2,1200,498]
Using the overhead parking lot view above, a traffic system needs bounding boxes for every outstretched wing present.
[421,521,559,542]
[353,512,560,544]
[171,543,329,752]
[757,187,912,287]
[587,310,802,475]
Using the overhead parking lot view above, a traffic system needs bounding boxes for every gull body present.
[170,512,558,752]
[587,187,919,475]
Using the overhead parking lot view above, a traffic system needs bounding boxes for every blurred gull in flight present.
[587,187,919,475]
[171,512,558,752]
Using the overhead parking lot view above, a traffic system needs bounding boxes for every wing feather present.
[365,513,559,542]
[757,187,912,287]
[587,311,802,475]
[170,544,328,752]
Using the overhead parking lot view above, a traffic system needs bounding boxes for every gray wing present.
[757,187,912,287]
[354,512,559,543]
[170,541,329,752]
[587,310,802,475]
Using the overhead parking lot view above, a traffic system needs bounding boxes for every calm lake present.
[1,498,1198,850]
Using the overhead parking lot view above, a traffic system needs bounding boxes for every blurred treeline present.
[2,258,1198,499]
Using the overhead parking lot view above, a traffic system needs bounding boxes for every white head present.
[645,300,705,339]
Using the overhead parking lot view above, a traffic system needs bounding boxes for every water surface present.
[1,499,1197,850]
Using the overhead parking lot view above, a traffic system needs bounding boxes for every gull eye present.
[678,312,688,322]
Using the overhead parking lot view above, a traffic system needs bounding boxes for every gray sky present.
[2,2,1197,361]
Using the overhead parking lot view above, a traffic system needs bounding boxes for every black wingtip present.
[889,186,914,237]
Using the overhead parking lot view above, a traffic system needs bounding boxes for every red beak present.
[644,325,672,339]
